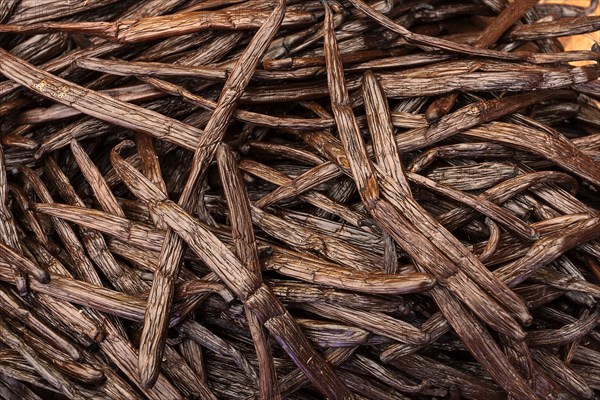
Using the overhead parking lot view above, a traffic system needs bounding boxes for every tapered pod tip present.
[139,363,159,390]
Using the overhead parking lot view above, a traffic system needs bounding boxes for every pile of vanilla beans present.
[0,0,599,399]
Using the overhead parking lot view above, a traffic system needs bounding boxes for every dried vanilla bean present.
[135,1,291,389]
[0,10,318,42]
[0,1,597,398]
